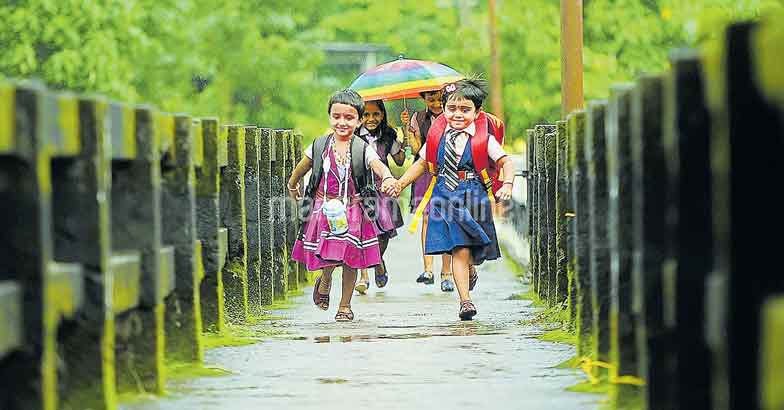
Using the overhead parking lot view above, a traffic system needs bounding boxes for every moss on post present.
[258,128,275,305]
[162,114,203,363]
[631,74,671,410]
[544,130,558,306]
[221,125,249,324]
[197,118,226,333]
[586,100,611,379]
[293,132,309,284]
[606,83,642,407]
[568,111,593,359]
[555,120,570,311]
[526,129,538,290]
[284,130,299,292]
[111,105,166,396]
[761,296,784,410]
[55,96,118,410]
[271,129,288,301]
[244,126,263,313]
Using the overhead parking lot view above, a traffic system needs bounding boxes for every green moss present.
[166,362,232,381]
[500,242,527,278]
[202,322,287,349]
[555,355,583,369]
[506,292,532,300]
[566,380,611,395]
[286,288,305,297]
[539,328,577,345]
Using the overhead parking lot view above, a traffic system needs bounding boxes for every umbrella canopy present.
[349,57,464,101]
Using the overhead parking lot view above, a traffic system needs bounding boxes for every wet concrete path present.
[122,219,600,410]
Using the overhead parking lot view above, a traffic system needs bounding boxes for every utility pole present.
[488,0,504,120]
[560,0,584,117]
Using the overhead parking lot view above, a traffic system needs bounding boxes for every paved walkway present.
[122,218,600,410]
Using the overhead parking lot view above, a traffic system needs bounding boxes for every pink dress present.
[291,147,382,271]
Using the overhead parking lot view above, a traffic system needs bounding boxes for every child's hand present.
[400,110,410,127]
[287,183,302,201]
[495,183,513,202]
[381,178,399,197]
[393,180,404,197]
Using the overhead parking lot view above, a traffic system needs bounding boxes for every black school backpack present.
[299,134,378,226]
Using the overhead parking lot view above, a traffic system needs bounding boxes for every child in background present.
[387,79,515,320]
[354,99,405,294]
[289,89,397,322]
[400,89,455,292]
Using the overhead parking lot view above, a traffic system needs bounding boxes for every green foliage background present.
[1,0,781,148]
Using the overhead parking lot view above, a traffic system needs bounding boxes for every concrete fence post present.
[606,83,642,406]
[705,21,784,410]
[663,50,715,410]
[555,120,570,310]
[0,82,88,409]
[526,128,538,290]
[284,130,299,292]
[293,132,308,284]
[272,129,289,300]
[161,114,203,362]
[243,126,263,314]
[534,124,555,301]
[586,100,611,378]
[110,104,166,395]
[197,118,226,333]
[568,110,592,357]
[258,128,275,305]
[52,95,116,410]
[544,130,558,306]
[221,125,248,324]
[630,74,672,410]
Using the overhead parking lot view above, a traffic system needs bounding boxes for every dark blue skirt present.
[424,176,501,265]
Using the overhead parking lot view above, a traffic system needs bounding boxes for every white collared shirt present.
[417,121,506,164]
[358,126,403,157]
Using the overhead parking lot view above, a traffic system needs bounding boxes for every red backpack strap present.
[425,113,447,173]
[470,112,496,197]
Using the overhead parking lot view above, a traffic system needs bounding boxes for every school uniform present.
[417,121,507,265]
[357,126,404,239]
[291,135,383,271]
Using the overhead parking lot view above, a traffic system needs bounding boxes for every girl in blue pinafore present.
[288,89,398,322]
[390,78,516,320]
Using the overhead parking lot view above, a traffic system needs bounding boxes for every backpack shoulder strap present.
[304,134,330,198]
[470,112,490,174]
[351,136,370,189]
[425,114,447,173]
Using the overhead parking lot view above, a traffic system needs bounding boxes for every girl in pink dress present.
[289,89,397,322]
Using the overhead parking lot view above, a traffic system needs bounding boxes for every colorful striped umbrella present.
[349,57,464,102]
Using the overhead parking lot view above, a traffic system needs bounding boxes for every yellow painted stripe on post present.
[58,95,80,155]
[122,106,136,159]
[0,84,14,152]
[753,11,784,109]
[158,112,175,161]
[192,120,204,167]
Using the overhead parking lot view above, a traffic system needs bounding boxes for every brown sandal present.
[335,306,354,322]
[313,275,330,310]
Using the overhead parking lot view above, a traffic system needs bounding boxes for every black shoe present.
[416,271,434,285]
